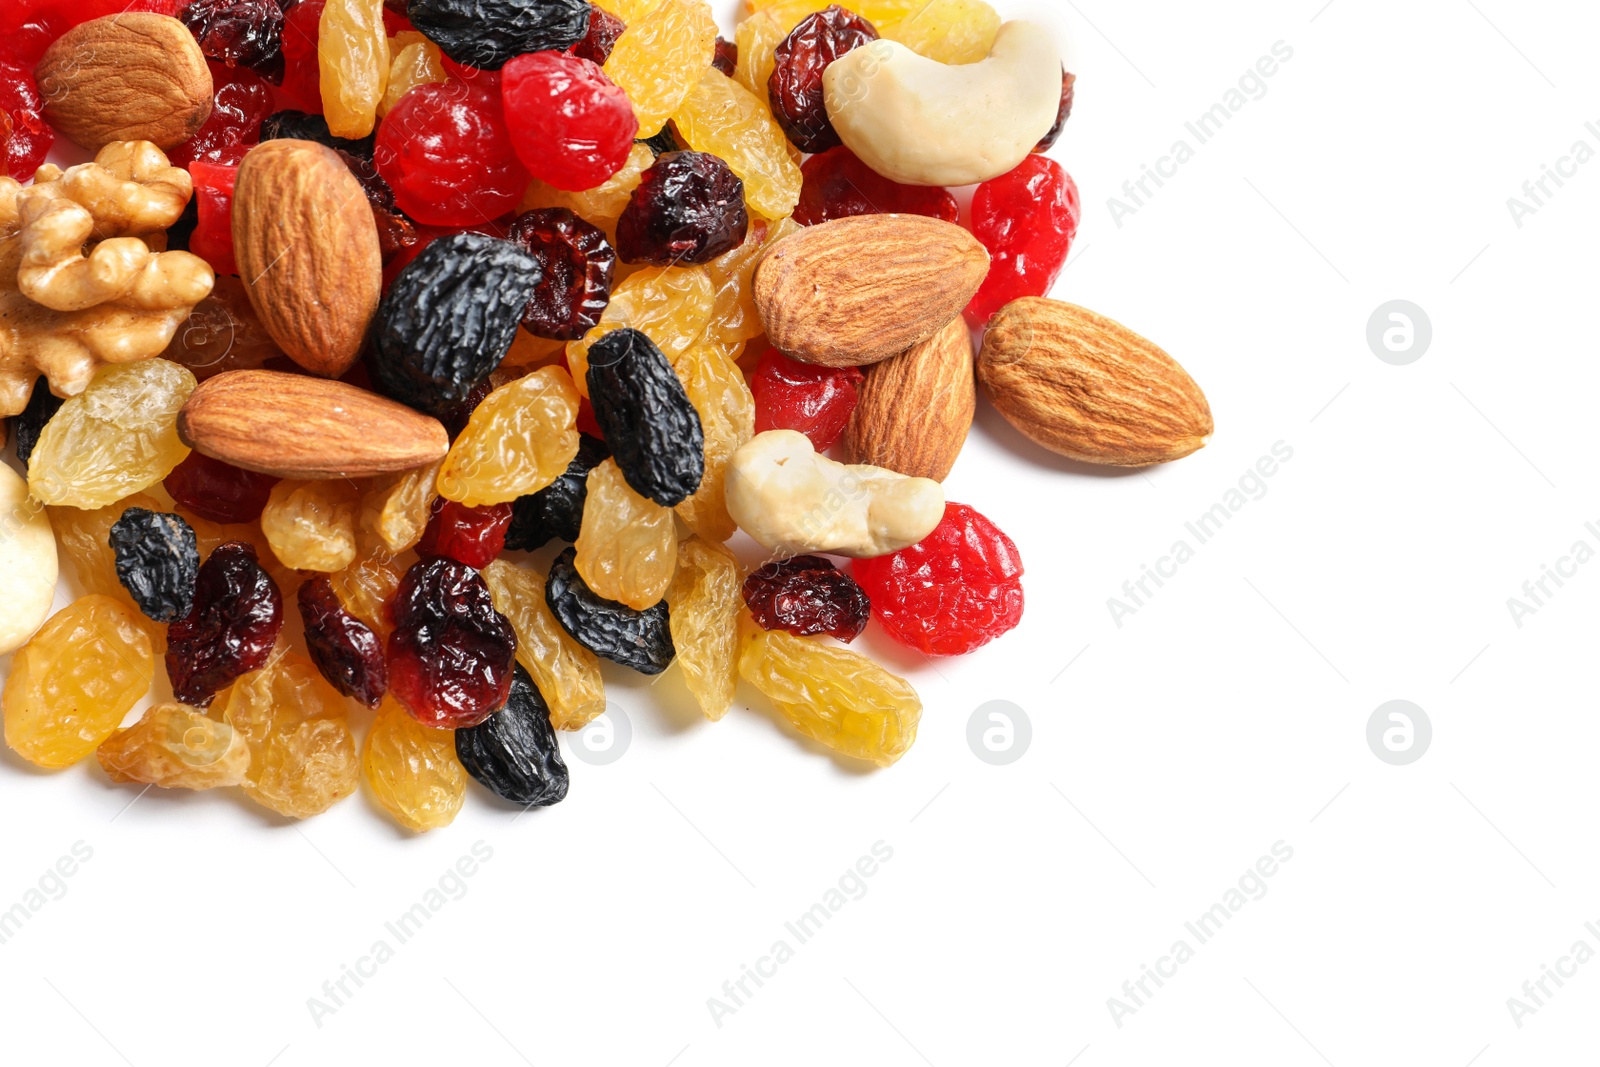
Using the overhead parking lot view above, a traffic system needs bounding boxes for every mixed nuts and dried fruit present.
[0,0,1214,829]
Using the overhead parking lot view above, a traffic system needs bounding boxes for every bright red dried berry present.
[417,497,513,568]
[965,155,1079,327]
[744,554,870,642]
[2,0,182,66]
[769,5,877,154]
[794,146,959,227]
[712,35,737,76]
[851,503,1024,656]
[388,558,517,729]
[165,451,280,525]
[276,0,324,110]
[569,4,625,66]
[615,150,748,265]
[170,63,274,167]
[1034,69,1074,153]
[501,51,638,192]
[507,207,616,340]
[0,110,12,179]
[298,574,388,707]
[187,161,239,276]
[0,56,52,177]
[375,81,529,227]
[166,541,285,706]
[749,348,863,451]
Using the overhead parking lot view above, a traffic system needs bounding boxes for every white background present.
[4,0,1599,1064]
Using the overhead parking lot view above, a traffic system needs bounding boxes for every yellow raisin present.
[436,366,580,506]
[706,216,800,351]
[378,39,447,117]
[501,329,569,369]
[734,9,791,104]
[319,0,390,139]
[360,461,440,555]
[667,538,743,720]
[96,703,251,790]
[674,67,802,220]
[566,265,714,397]
[738,622,921,766]
[49,492,164,603]
[595,0,660,18]
[672,345,753,542]
[3,595,155,769]
[574,458,679,610]
[522,143,653,235]
[482,560,607,730]
[604,0,718,137]
[261,479,360,573]
[883,0,999,64]
[363,697,466,832]
[329,549,405,638]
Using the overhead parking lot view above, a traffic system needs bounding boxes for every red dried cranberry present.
[1034,69,1074,153]
[3,0,182,66]
[179,0,285,75]
[166,541,285,706]
[749,349,863,451]
[387,558,517,729]
[441,53,501,88]
[187,161,239,276]
[507,208,616,340]
[743,555,870,642]
[0,56,52,177]
[851,503,1024,656]
[0,111,11,178]
[769,5,878,154]
[569,4,625,66]
[170,63,274,167]
[501,50,638,192]
[712,35,738,76]
[276,0,324,111]
[794,146,959,227]
[375,82,529,227]
[416,496,513,568]
[615,150,748,265]
[165,451,280,524]
[298,574,388,707]
[965,155,1080,327]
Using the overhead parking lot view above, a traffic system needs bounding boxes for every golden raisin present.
[672,345,753,542]
[522,143,653,236]
[363,697,466,832]
[361,461,440,555]
[603,0,718,137]
[705,216,800,353]
[329,549,406,638]
[96,703,250,790]
[673,67,802,220]
[482,559,607,730]
[574,458,679,610]
[436,366,580,506]
[379,39,446,117]
[667,538,743,720]
[319,0,390,138]
[566,265,714,397]
[261,479,361,573]
[883,0,999,64]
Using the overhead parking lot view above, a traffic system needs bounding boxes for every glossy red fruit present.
[276,0,325,112]
[769,5,878,154]
[0,56,52,177]
[298,574,388,707]
[165,451,280,524]
[852,503,1024,656]
[501,51,638,193]
[0,111,12,178]
[375,82,529,227]
[188,161,239,276]
[743,554,870,642]
[179,0,286,74]
[569,5,625,66]
[441,53,500,88]
[2,0,182,66]
[167,541,285,706]
[964,155,1080,328]
[794,146,958,227]
[506,207,616,340]
[170,63,274,167]
[388,558,517,729]
[749,349,863,451]
[416,497,513,568]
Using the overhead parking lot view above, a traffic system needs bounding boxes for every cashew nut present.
[724,430,944,559]
[823,21,1063,187]
[0,463,59,656]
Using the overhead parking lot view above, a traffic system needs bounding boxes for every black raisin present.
[14,379,62,464]
[298,575,388,708]
[455,664,570,806]
[506,208,616,341]
[259,110,377,163]
[585,329,703,507]
[742,555,870,642]
[368,232,541,418]
[166,542,284,707]
[505,433,610,550]
[545,547,674,674]
[615,150,748,265]
[407,0,592,72]
[108,508,200,624]
[636,126,682,157]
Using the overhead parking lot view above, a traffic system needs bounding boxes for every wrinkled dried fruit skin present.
[502,51,639,192]
[744,554,870,641]
[167,541,285,706]
[1034,69,1074,153]
[374,83,529,226]
[261,479,360,572]
[218,652,360,818]
[603,0,717,136]
[277,1,329,111]
[585,329,704,506]
[795,146,959,226]
[361,461,441,553]
[883,0,999,65]
[571,4,626,65]
[50,494,165,615]
[13,377,63,464]
[188,159,239,276]
[769,5,878,154]
[565,265,714,397]
[96,702,250,790]
[507,209,617,341]
[380,39,449,118]
[408,0,589,70]
[673,68,803,221]
[505,432,609,550]
[436,364,581,505]
[181,0,286,72]
[370,233,541,417]
[522,141,652,234]
[672,345,753,542]
[482,559,606,730]
[965,155,1080,327]
[575,458,678,610]
[299,574,388,707]
[388,558,517,728]
[455,665,568,805]
[748,348,862,451]
[616,150,749,265]
[667,537,742,720]
[166,450,280,525]
[110,508,200,623]
[364,696,466,830]
[416,496,511,567]
[712,35,738,75]
[705,217,799,353]
[320,0,391,139]
[739,623,920,766]
[260,109,376,158]
[851,502,1023,655]
[546,547,674,674]
[330,549,404,637]
[3,596,155,769]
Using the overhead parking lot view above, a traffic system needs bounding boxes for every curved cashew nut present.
[823,21,1063,187]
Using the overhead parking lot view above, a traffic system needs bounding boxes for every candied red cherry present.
[416,496,513,568]
[749,349,863,451]
[501,51,638,193]
[1034,69,1075,153]
[569,5,625,66]
[615,150,748,266]
[965,155,1080,327]
[388,558,517,729]
[712,36,737,77]
[299,574,388,707]
[795,146,959,227]
[276,0,324,109]
[166,541,285,706]
[165,451,280,524]
[507,208,616,340]
[852,503,1024,656]
[769,5,878,154]
[3,0,182,65]
[187,161,239,276]
[179,0,285,75]
[170,63,274,167]
[0,56,52,177]
[375,81,529,227]
[441,53,501,88]
[744,555,870,642]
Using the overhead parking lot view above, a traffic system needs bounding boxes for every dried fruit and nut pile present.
[0,0,1213,831]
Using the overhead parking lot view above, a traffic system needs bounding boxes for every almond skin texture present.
[178,370,450,479]
[978,298,1213,466]
[233,139,383,378]
[754,214,989,368]
[841,314,974,481]
[37,15,213,152]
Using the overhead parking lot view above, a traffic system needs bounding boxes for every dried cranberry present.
[186,161,239,276]
[749,349,863,451]
[0,56,51,177]
[1034,69,1075,153]
[416,496,512,568]
[170,63,274,167]
[615,151,748,265]
[965,155,1080,327]
[3,0,182,66]
[851,503,1024,656]
[298,574,388,707]
[275,0,324,109]
[375,81,529,227]
[0,110,11,179]
[744,555,870,642]
[179,0,285,76]
[712,35,738,76]
[506,208,616,340]
[501,50,638,193]
[333,146,418,258]
[569,4,625,66]
[165,451,280,524]
[166,541,285,706]
[794,146,959,227]
[769,5,877,154]
[387,558,517,729]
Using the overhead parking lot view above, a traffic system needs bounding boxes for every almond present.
[978,298,1213,466]
[753,214,989,368]
[840,314,975,482]
[37,15,212,152]
[233,139,383,378]
[178,370,450,480]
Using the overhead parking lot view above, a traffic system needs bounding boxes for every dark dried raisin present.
[585,328,703,507]
[769,5,877,154]
[13,377,61,464]
[505,432,609,550]
[455,664,569,806]
[166,541,284,707]
[636,125,681,157]
[406,0,590,71]
[506,208,616,341]
[569,3,624,65]
[259,110,377,163]
[368,232,541,418]
[298,574,388,708]
[712,35,737,77]
[388,558,517,728]
[615,150,748,266]
[743,554,870,642]
[164,450,279,525]
[416,497,512,568]
[1035,69,1075,153]
[109,508,200,625]
[180,0,286,77]
[546,547,673,674]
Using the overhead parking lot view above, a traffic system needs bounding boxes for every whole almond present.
[841,314,975,481]
[754,214,988,367]
[178,370,450,479]
[37,15,212,152]
[233,139,383,378]
[978,298,1213,466]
